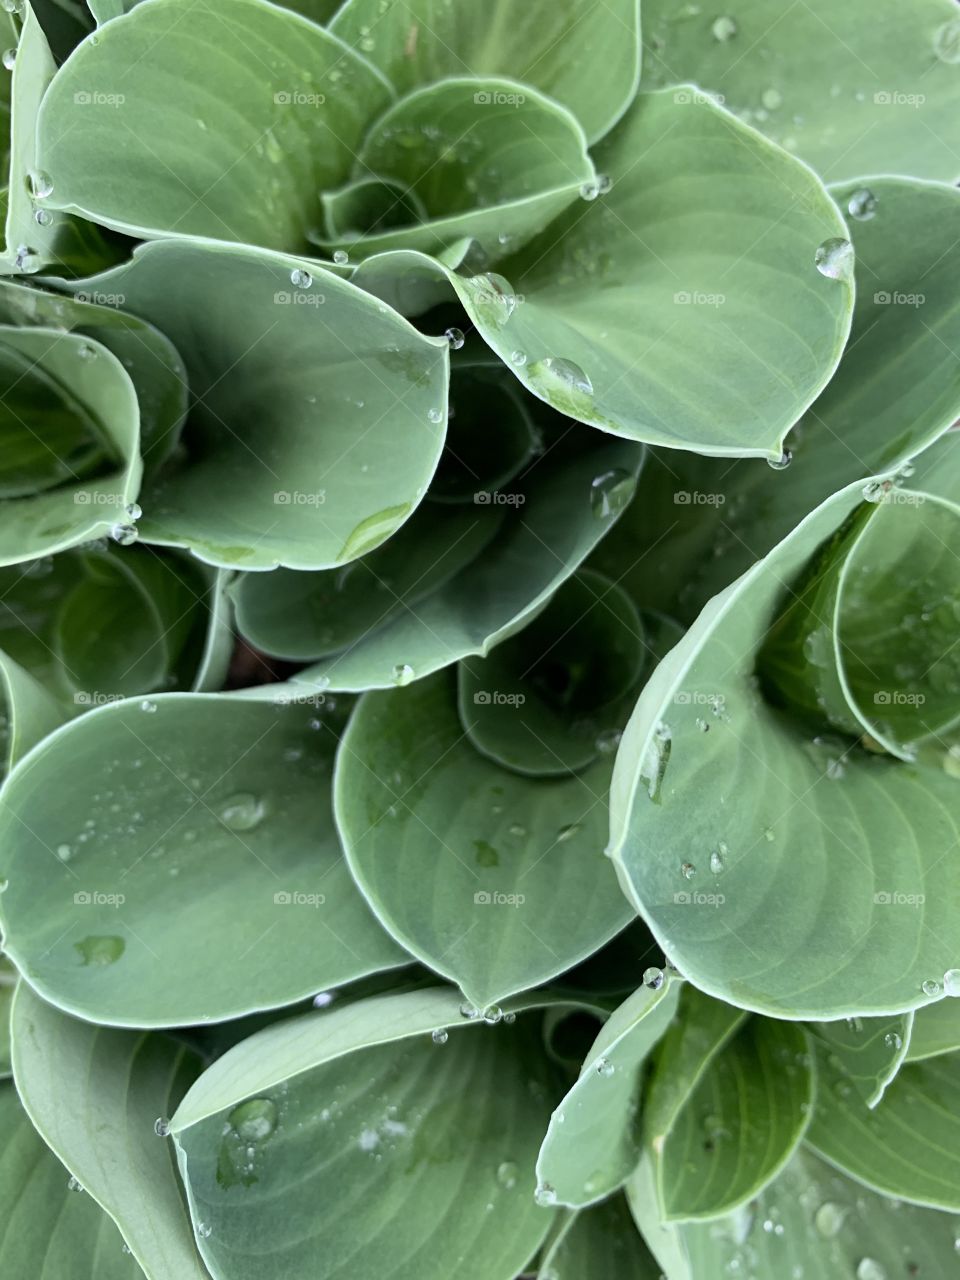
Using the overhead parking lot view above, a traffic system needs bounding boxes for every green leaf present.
[322,176,427,240]
[323,77,594,261]
[331,0,641,144]
[335,670,634,1009]
[807,1049,960,1211]
[629,1144,960,1280]
[37,0,393,250]
[641,0,960,182]
[907,1001,960,1063]
[0,953,14,1077]
[609,478,960,1019]
[11,984,209,1279]
[807,1013,912,1108]
[591,178,960,627]
[538,1196,664,1280]
[447,88,853,455]
[0,692,407,1027]
[71,239,449,569]
[458,569,645,777]
[171,989,557,1280]
[0,1080,142,1278]
[536,974,681,1208]
[0,329,141,565]
[285,436,642,689]
[0,649,65,775]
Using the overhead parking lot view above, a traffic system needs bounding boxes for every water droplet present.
[596,1056,615,1077]
[197,1222,213,1239]
[643,966,664,989]
[814,1202,846,1237]
[529,356,593,399]
[427,407,444,423]
[110,523,139,546]
[228,1097,278,1143]
[933,17,960,63]
[761,87,782,110]
[392,663,415,686]
[508,823,526,838]
[28,169,53,200]
[856,1261,886,1280]
[944,968,960,997]
[14,244,40,273]
[67,1175,84,1192]
[711,15,737,40]
[140,699,157,714]
[556,823,580,843]
[332,249,349,265]
[503,1011,516,1024]
[290,267,312,288]
[509,349,527,367]
[34,209,52,226]
[580,178,602,201]
[218,793,266,832]
[710,844,727,874]
[312,991,336,1008]
[125,502,142,520]
[154,1117,170,1137]
[443,326,465,350]
[815,238,854,281]
[431,1027,449,1044]
[460,1001,479,1020]
[590,468,634,520]
[74,936,125,966]
[496,1160,518,1189]
[2,48,17,71]
[535,1181,557,1207]
[767,448,793,471]
[847,188,878,221]
[883,1031,902,1050]
[57,842,73,861]
[482,1005,503,1025]
[595,728,622,755]
[922,979,942,997]
[681,861,696,879]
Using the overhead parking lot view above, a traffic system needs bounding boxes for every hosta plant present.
[0,0,959,1277]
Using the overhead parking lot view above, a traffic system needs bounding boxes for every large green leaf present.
[36,0,392,250]
[641,0,960,182]
[335,670,634,1009]
[538,1196,663,1280]
[807,1049,960,1211]
[609,478,960,1019]
[282,436,643,690]
[71,239,449,569]
[0,328,141,564]
[11,985,209,1279]
[171,988,557,1280]
[331,0,641,144]
[0,692,407,1027]
[629,1144,960,1280]
[592,178,960,626]
[907,1001,960,1063]
[807,1012,912,1108]
[536,974,681,1208]
[323,77,594,261]
[0,1080,142,1278]
[446,88,853,455]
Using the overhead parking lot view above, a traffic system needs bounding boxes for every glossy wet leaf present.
[11,985,209,1279]
[642,0,960,182]
[538,1196,663,1280]
[331,0,641,144]
[536,974,681,1208]
[906,1001,960,1063]
[171,988,557,1280]
[335,670,634,1009]
[70,239,448,570]
[807,1013,912,1108]
[448,88,852,456]
[0,692,407,1026]
[0,953,13,1077]
[37,0,392,250]
[0,648,65,775]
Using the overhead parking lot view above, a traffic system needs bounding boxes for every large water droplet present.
[590,468,634,520]
[529,356,594,400]
[814,1202,846,1237]
[332,249,349,265]
[814,238,854,281]
[290,267,312,288]
[643,966,664,989]
[444,326,465,350]
[110,523,139,546]
[2,48,17,71]
[847,188,878,221]
[154,1117,170,1137]
[767,448,793,471]
[219,793,266,832]
[482,1005,503,1025]
[431,1027,449,1044]
[229,1097,277,1143]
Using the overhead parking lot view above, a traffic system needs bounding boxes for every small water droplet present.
[856,1260,886,1280]
[290,267,312,288]
[580,178,602,201]
[125,502,142,520]
[228,1097,277,1142]
[711,15,737,40]
[482,1004,503,1024]
[508,823,526,838]
[197,1222,213,1240]
[530,356,593,399]
[710,844,727,874]
[595,728,622,755]
[443,326,464,350]
[34,209,52,226]
[556,823,580,843]
[767,448,793,471]
[815,238,854,281]
[427,407,444,424]
[392,663,415,686]
[814,1202,845,1237]
[943,968,960,997]
[29,168,55,199]
[496,1160,518,1189]
[312,991,337,1008]
[883,1031,902,1049]
[332,249,349,265]
[431,1027,449,1044]
[535,1181,557,1207]
[681,861,696,879]
[460,1001,479,1020]
[509,349,527,367]
[57,843,73,861]
[933,17,960,63]
[922,979,942,997]
[67,1175,84,1192]
[596,1056,615,1077]
[75,935,125,966]
[2,48,17,71]
[761,87,782,110]
[643,966,664,989]
[140,699,157,714]
[847,188,878,221]
[110,523,139,546]
[154,1117,170,1137]
[218,793,266,832]
[590,468,634,519]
